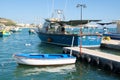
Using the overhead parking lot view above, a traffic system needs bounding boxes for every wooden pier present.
[63,47,120,73]
[101,39,120,50]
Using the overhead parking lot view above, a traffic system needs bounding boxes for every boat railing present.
[37,23,101,36]
[38,28,101,36]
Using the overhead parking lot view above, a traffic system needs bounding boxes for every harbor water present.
[0,28,120,80]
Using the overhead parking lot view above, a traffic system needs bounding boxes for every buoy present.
[103,36,111,41]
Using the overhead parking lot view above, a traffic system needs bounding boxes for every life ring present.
[47,38,52,42]
[103,36,111,41]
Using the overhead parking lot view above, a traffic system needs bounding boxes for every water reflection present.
[37,42,63,53]
[75,60,120,80]
[14,64,76,78]
[0,37,10,44]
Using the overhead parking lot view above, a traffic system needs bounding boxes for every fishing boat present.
[36,18,102,47]
[13,53,76,66]
[36,9,102,47]
[10,27,22,33]
[0,30,11,37]
[0,26,11,37]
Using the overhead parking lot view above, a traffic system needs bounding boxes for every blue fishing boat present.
[0,25,11,37]
[36,19,102,47]
[13,53,76,66]
[0,30,11,37]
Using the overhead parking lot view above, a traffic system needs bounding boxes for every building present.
[117,20,120,33]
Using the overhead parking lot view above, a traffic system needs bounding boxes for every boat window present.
[65,26,99,35]
[82,26,98,34]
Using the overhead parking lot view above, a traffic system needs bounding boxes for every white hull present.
[14,56,76,66]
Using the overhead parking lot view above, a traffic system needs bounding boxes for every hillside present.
[0,18,16,26]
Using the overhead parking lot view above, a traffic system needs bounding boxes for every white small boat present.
[10,27,22,33]
[29,29,36,35]
[13,53,76,66]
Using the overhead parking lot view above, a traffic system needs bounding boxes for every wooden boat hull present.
[13,53,76,66]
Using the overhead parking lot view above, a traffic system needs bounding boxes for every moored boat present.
[29,29,36,35]
[36,19,102,47]
[0,25,11,37]
[13,53,76,66]
[0,30,11,37]
[98,22,120,40]
[10,27,22,33]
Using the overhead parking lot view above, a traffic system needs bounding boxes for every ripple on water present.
[0,28,120,80]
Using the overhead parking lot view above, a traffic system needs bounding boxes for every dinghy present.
[13,34,76,66]
[13,53,76,66]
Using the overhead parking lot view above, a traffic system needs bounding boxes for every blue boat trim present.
[37,32,102,47]
[41,41,101,47]
[15,53,75,59]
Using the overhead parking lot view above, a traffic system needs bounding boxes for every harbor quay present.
[63,47,120,73]
[101,39,120,50]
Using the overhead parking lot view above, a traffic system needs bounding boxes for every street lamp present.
[76,4,86,21]
[76,4,86,54]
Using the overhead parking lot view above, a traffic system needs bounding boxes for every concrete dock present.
[101,39,120,50]
[63,47,120,73]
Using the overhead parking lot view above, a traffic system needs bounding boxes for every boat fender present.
[103,36,111,41]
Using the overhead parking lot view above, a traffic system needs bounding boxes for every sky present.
[0,0,120,24]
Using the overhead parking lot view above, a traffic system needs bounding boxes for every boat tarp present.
[46,19,101,26]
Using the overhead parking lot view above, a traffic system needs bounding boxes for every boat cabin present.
[40,19,100,35]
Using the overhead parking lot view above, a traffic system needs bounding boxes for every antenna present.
[63,0,68,12]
